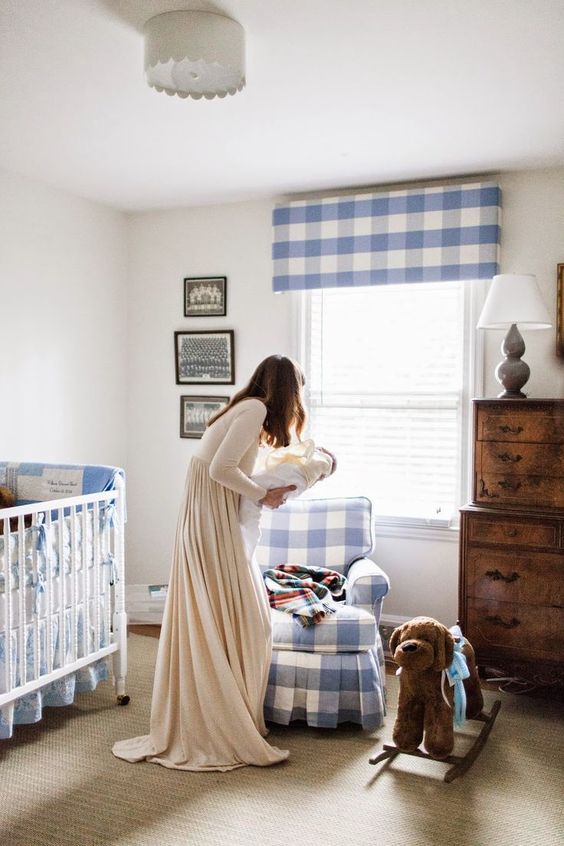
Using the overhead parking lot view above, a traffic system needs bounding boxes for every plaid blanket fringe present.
[263,564,347,627]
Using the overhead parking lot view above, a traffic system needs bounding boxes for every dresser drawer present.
[466,548,564,607]
[465,514,560,548]
[476,408,564,443]
[475,474,564,509]
[467,599,564,664]
[477,441,564,476]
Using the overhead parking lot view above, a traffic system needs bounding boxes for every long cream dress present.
[112,398,289,771]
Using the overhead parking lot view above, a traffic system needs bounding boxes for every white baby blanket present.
[239,440,333,558]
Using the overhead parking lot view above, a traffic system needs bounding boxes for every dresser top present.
[473,398,564,408]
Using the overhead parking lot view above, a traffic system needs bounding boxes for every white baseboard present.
[380,614,411,628]
[126,583,167,624]
[127,585,413,637]
[379,615,410,657]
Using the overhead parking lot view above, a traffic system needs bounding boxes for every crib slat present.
[82,505,89,658]
[115,488,125,619]
[70,505,78,664]
[99,504,107,648]
[17,516,26,688]
[93,502,101,653]
[45,511,53,675]
[29,517,42,679]
[58,505,66,669]
[4,516,13,699]
[103,504,111,650]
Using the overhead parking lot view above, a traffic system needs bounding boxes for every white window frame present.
[291,280,487,541]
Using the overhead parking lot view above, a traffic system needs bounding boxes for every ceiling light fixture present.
[144,10,245,100]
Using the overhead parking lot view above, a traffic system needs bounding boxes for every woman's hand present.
[259,485,296,509]
[318,447,337,479]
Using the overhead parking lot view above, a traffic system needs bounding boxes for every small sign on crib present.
[16,468,85,502]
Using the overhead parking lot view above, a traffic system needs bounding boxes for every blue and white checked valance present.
[272,181,501,292]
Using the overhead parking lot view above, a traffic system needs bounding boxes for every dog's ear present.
[432,623,455,671]
[389,624,405,655]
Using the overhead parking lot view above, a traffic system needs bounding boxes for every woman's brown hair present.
[207,355,306,448]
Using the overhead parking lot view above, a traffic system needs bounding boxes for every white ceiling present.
[1,0,564,211]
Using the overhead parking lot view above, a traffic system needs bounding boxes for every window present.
[298,280,482,527]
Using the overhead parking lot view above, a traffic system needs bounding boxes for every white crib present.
[0,462,128,739]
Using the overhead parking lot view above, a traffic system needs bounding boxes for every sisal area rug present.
[0,634,562,846]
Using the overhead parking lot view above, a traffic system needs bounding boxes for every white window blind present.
[301,281,466,525]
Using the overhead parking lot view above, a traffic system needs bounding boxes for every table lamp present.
[477,274,552,398]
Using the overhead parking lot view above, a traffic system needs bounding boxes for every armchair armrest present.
[345,557,390,625]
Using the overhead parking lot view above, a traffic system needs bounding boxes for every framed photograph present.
[184,276,227,317]
[557,264,564,357]
[175,330,235,384]
[180,395,229,438]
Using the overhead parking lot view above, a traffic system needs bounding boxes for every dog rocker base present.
[369,699,501,782]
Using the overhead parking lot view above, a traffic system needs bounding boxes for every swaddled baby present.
[239,439,333,558]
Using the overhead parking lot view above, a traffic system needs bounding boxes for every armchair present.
[255,496,390,730]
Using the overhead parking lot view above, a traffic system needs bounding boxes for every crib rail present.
[0,477,126,712]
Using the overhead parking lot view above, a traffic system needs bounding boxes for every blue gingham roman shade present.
[272,181,501,292]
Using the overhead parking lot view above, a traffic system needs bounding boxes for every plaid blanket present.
[263,564,347,627]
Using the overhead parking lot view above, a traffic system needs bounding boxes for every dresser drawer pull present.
[497,479,522,491]
[484,614,521,629]
[479,479,499,499]
[497,452,523,463]
[506,529,518,537]
[498,425,524,435]
[485,569,520,583]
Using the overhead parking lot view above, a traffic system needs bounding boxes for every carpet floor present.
[0,633,562,846]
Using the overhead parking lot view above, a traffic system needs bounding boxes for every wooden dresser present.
[459,399,564,686]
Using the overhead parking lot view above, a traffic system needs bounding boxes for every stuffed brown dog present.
[390,616,483,760]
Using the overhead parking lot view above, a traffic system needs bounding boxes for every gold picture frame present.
[558,264,564,357]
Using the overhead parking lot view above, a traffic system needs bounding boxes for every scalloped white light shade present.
[144,10,245,100]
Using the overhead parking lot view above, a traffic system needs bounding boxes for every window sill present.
[373,520,460,543]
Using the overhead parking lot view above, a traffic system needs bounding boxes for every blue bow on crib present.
[32,571,46,615]
[33,517,48,556]
[99,502,117,532]
[103,554,119,586]
[442,637,470,726]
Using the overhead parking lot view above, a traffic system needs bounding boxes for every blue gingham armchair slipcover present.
[255,497,390,730]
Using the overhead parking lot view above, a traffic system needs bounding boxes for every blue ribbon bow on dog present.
[442,635,470,726]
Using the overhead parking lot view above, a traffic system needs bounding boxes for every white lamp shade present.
[477,274,552,329]
[144,11,245,100]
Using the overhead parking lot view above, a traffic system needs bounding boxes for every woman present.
[112,355,306,771]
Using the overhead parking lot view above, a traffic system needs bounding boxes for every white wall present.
[483,169,564,398]
[125,168,564,624]
[0,170,128,466]
[125,201,293,584]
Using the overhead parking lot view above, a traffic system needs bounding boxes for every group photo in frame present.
[184,276,227,317]
[175,330,235,384]
[180,395,229,439]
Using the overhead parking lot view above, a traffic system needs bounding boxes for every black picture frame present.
[180,395,229,438]
[184,276,227,317]
[174,330,235,385]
